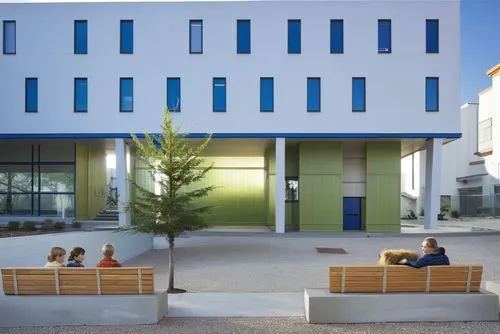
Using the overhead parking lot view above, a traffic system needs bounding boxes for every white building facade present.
[0,0,461,231]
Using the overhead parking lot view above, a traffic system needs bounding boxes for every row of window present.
[2,19,440,55]
[23,77,440,113]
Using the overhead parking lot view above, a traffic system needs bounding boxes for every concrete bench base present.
[0,290,168,327]
[304,288,499,324]
[486,281,500,309]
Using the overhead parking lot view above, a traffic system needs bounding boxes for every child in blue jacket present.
[399,237,450,268]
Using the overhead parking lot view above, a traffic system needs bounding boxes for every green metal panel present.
[285,202,300,231]
[299,143,343,232]
[265,148,276,227]
[366,142,401,232]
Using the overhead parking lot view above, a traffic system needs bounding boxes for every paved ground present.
[3,317,500,334]
[127,233,500,292]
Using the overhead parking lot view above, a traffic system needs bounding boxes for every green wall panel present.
[299,143,343,232]
[75,144,106,220]
[366,142,401,232]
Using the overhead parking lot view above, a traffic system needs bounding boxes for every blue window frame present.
[3,20,16,54]
[307,78,321,112]
[352,77,366,112]
[237,19,251,54]
[426,19,439,53]
[74,78,88,113]
[74,20,88,54]
[25,78,38,113]
[120,20,133,54]
[213,78,226,112]
[167,78,181,112]
[378,19,391,53]
[260,78,274,112]
[190,20,203,54]
[120,78,133,112]
[288,20,301,54]
[425,77,439,112]
[330,19,343,54]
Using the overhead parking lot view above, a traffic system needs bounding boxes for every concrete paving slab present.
[168,292,304,317]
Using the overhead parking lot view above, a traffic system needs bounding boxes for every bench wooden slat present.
[329,264,483,293]
[1,267,155,296]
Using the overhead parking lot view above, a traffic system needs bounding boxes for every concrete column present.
[116,138,131,227]
[424,138,443,229]
[275,138,286,234]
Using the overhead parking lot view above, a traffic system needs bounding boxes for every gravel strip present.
[2,317,500,334]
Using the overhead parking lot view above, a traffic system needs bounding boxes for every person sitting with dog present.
[399,237,450,268]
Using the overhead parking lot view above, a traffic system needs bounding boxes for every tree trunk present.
[167,236,174,292]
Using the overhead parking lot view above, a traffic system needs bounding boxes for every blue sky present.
[461,0,500,103]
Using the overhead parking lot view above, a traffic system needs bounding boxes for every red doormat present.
[316,247,347,254]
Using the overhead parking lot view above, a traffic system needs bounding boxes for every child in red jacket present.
[96,244,121,267]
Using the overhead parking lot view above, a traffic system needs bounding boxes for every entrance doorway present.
[343,197,362,230]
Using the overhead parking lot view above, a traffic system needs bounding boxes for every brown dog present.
[378,249,419,265]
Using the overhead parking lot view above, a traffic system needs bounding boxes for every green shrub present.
[54,222,66,230]
[41,220,55,232]
[71,220,82,228]
[7,221,21,231]
[451,210,461,218]
[22,221,38,231]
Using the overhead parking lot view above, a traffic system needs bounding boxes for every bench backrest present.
[329,265,483,293]
[1,267,154,295]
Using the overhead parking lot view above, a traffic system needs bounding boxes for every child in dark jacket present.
[399,237,450,268]
[66,247,85,267]
[96,244,121,267]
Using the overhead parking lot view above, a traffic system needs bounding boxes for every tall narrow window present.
[426,19,439,53]
[330,19,344,54]
[74,78,88,113]
[120,78,133,112]
[307,78,321,112]
[190,20,203,54]
[167,78,181,112]
[3,21,16,54]
[25,78,38,113]
[74,20,88,54]
[213,78,226,112]
[352,77,366,112]
[288,20,301,54]
[237,20,251,54]
[120,20,133,54]
[260,78,274,112]
[378,19,391,53]
[425,77,439,112]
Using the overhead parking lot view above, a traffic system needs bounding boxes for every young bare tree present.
[121,109,214,293]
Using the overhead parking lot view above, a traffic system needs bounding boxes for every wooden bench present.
[329,264,482,293]
[304,264,499,324]
[2,267,154,295]
[0,267,167,327]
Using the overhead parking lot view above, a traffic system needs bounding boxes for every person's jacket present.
[404,247,450,268]
[66,259,85,267]
[96,258,121,267]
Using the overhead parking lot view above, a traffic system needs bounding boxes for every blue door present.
[343,197,361,230]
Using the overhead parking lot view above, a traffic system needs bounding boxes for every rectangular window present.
[25,78,38,113]
[213,78,226,112]
[120,78,133,112]
[3,21,16,54]
[237,20,251,54]
[288,20,301,54]
[378,19,391,53]
[120,20,133,54]
[330,19,344,54]
[352,77,366,112]
[425,77,439,111]
[190,20,203,54]
[167,78,181,112]
[260,78,274,112]
[426,19,439,53]
[74,78,88,113]
[307,78,321,112]
[74,20,88,54]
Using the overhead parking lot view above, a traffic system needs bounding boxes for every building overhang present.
[456,173,488,183]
